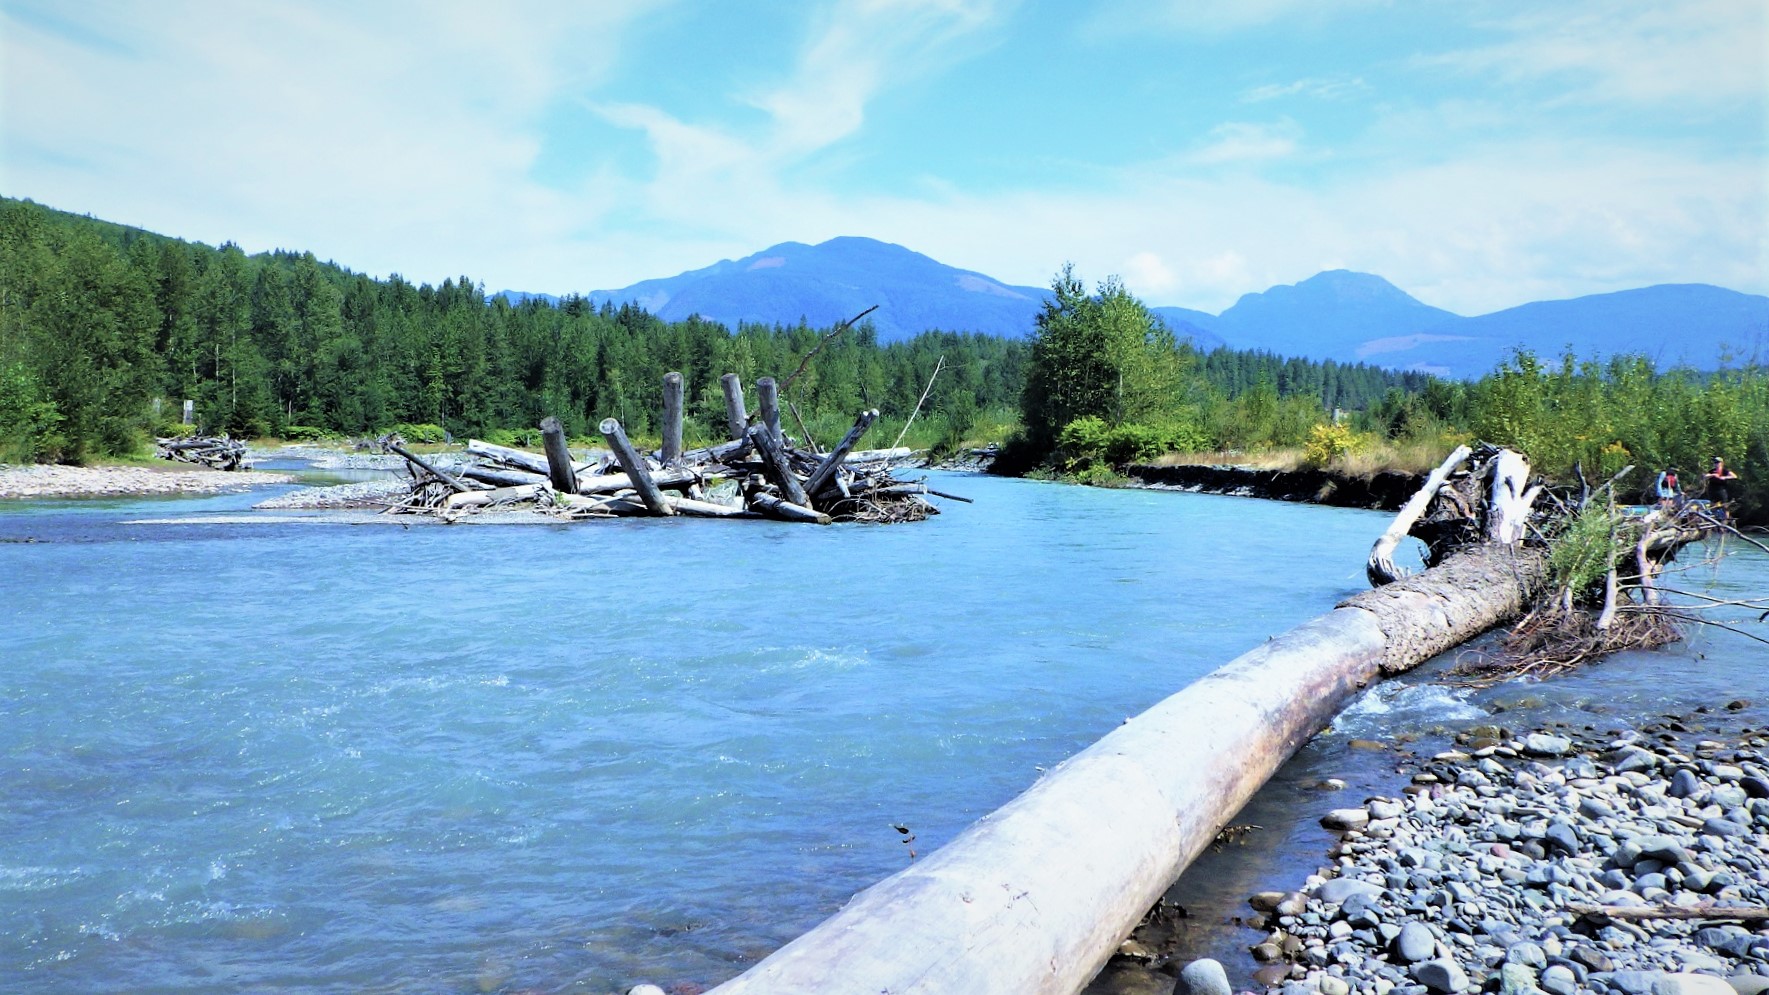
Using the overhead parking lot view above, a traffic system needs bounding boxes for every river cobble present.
[1224,711,1769,995]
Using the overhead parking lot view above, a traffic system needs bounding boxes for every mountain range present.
[499,237,1767,380]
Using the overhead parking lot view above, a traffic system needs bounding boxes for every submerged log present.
[599,418,674,517]
[540,416,578,494]
[703,457,1549,995]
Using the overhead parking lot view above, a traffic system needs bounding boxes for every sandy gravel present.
[0,462,296,499]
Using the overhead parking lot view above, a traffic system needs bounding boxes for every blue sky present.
[2,0,1763,314]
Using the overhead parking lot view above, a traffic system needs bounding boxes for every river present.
[2,471,1763,993]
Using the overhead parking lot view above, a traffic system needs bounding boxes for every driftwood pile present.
[1362,442,1744,684]
[156,436,249,471]
[383,372,966,525]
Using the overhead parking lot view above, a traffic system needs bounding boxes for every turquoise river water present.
[2,471,1763,993]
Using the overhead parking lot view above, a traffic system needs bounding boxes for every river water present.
[2,472,1763,993]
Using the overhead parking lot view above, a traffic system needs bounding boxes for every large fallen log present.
[702,453,1550,995]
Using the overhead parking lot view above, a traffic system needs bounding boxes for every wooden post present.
[539,416,578,494]
[721,374,748,442]
[661,372,685,465]
[756,376,784,448]
[806,409,879,498]
[182,399,194,425]
[599,418,674,516]
[747,424,811,508]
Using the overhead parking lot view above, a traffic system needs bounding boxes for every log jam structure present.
[697,448,1567,994]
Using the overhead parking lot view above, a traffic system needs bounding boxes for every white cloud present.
[1242,76,1369,103]
[1186,121,1302,164]
[1420,0,1767,107]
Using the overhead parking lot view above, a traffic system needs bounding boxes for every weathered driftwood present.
[156,436,249,471]
[749,424,813,508]
[749,492,830,525]
[661,372,685,466]
[806,408,879,499]
[721,374,748,442]
[702,452,1549,995]
[756,376,784,448]
[600,418,673,517]
[573,467,699,495]
[461,466,547,488]
[1367,444,1472,586]
[466,439,597,477]
[388,442,471,493]
[540,416,578,494]
[443,484,546,509]
[1486,449,1543,545]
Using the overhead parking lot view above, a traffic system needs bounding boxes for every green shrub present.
[1302,422,1368,468]
[482,427,539,449]
[1056,415,1208,471]
[282,425,328,442]
[389,422,447,444]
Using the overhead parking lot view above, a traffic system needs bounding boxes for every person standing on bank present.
[1705,457,1739,519]
[1654,468,1682,511]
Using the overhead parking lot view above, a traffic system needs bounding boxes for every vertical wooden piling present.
[599,418,674,516]
[748,424,812,508]
[721,374,748,442]
[756,377,784,448]
[806,409,879,498]
[661,372,685,466]
[539,416,578,494]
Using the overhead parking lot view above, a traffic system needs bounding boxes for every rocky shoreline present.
[0,462,295,499]
[1171,709,1768,995]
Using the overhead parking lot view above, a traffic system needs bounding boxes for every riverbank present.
[1094,706,1769,995]
[0,461,295,499]
[1123,462,1425,512]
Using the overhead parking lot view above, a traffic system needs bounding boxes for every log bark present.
[1367,445,1471,587]
[805,409,879,499]
[466,439,597,477]
[599,418,674,516]
[756,376,784,449]
[721,374,748,442]
[460,466,548,488]
[387,442,471,493]
[748,424,812,508]
[749,492,830,525]
[540,416,578,494]
[662,372,685,466]
[443,484,546,509]
[705,472,1550,995]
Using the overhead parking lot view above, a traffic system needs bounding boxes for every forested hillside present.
[0,198,1428,464]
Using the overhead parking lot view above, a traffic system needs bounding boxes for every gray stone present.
[1324,808,1372,831]
[1316,878,1385,904]
[628,987,668,995]
[1412,958,1470,993]
[1603,971,1663,995]
[1524,733,1573,756]
[1703,818,1748,837]
[1654,975,1741,995]
[1395,922,1438,963]
[1499,963,1543,995]
[1541,965,1579,995]
[1727,975,1769,995]
[1320,977,1351,995]
[1507,943,1548,969]
[1570,947,1615,972]
[1173,957,1233,995]
[1670,769,1704,798]
[1543,821,1581,855]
